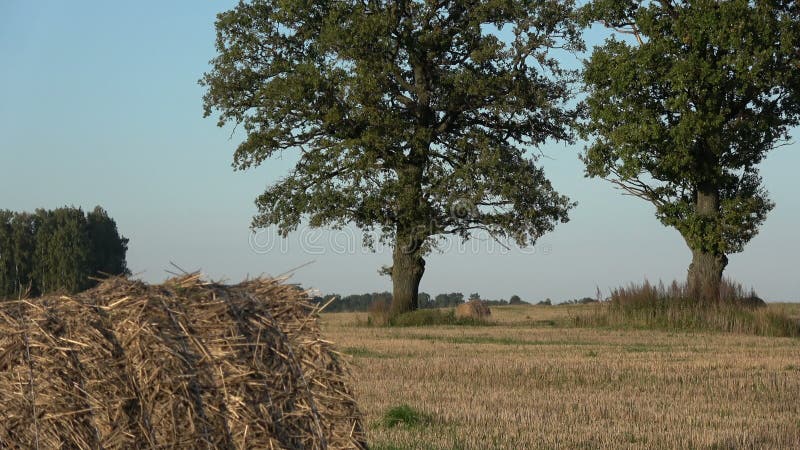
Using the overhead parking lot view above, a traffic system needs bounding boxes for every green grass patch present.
[381,404,431,429]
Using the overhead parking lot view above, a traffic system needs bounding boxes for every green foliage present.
[33,208,92,294]
[0,211,15,297]
[86,206,129,277]
[3,212,37,297]
[577,280,799,337]
[202,0,583,313]
[311,290,482,313]
[581,1,800,256]
[426,293,465,309]
[560,297,598,305]
[313,291,394,313]
[381,405,430,429]
[481,298,510,306]
[0,207,129,299]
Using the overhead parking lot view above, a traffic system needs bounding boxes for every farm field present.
[321,304,800,449]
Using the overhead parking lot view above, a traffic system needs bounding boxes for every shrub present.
[576,279,799,337]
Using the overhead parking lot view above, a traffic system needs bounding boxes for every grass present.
[579,302,800,336]
[381,405,430,428]
[391,308,493,326]
[402,333,596,347]
[361,307,495,327]
[341,346,389,358]
[575,280,800,337]
[321,303,800,449]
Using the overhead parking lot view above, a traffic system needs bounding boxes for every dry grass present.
[0,275,367,449]
[576,280,800,337]
[321,304,800,449]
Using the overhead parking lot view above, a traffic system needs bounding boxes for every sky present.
[1,1,798,302]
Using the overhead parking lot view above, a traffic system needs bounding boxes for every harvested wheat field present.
[321,304,800,449]
[0,275,367,449]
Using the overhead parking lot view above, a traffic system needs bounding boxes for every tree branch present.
[598,20,644,46]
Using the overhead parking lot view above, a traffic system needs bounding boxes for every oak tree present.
[581,0,800,301]
[202,0,582,315]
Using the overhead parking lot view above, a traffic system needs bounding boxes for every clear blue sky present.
[2,1,798,301]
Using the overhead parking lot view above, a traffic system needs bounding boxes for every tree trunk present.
[390,240,425,317]
[388,163,428,316]
[388,57,432,317]
[686,186,728,302]
[687,249,728,302]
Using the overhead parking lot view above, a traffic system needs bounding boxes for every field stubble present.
[321,304,800,449]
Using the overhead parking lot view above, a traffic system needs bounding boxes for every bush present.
[576,279,799,337]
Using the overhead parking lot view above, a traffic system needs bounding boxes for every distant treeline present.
[0,206,129,298]
[311,291,529,313]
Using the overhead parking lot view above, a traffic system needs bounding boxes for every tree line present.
[0,206,129,299]
[312,291,532,313]
[203,0,800,316]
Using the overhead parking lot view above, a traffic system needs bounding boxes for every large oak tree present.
[581,0,800,301]
[203,0,582,315]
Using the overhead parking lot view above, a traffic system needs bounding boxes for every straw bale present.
[455,300,491,320]
[0,274,367,449]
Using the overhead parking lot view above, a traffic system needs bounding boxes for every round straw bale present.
[0,274,367,449]
[454,300,491,320]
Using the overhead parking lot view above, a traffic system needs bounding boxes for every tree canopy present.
[0,206,129,298]
[202,0,583,314]
[581,0,800,299]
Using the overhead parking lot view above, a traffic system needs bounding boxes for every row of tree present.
[0,206,129,298]
[203,0,800,315]
[311,291,530,312]
[312,292,394,313]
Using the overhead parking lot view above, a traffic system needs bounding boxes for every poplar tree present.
[0,211,14,297]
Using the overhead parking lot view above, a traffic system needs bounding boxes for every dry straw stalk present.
[0,274,367,449]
